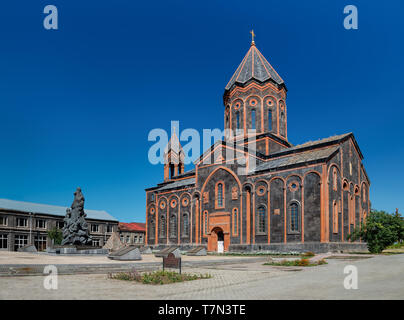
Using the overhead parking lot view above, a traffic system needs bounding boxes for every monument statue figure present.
[61,187,93,246]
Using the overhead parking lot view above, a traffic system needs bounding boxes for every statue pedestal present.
[47,245,108,255]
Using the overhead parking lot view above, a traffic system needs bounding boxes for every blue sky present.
[0,1,403,222]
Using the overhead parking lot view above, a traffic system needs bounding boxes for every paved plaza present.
[0,252,403,299]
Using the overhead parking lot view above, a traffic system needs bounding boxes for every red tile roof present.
[119,222,146,232]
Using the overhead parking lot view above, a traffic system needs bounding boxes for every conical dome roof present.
[225,43,285,92]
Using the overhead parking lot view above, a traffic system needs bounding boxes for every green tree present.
[48,227,63,245]
[348,210,404,253]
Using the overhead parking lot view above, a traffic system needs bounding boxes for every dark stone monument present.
[163,252,182,274]
[61,187,93,246]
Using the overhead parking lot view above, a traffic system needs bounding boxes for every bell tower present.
[223,32,289,154]
[163,130,185,181]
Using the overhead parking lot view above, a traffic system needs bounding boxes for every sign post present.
[163,252,182,274]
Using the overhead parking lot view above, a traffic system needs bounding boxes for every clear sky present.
[0,1,403,222]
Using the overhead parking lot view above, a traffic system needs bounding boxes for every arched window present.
[333,168,338,191]
[169,215,176,237]
[232,208,238,236]
[183,213,189,236]
[160,216,166,237]
[203,211,208,235]
[149,219,155,238]
[216,182,224,208]
[333,201,338,233]
[258,206,266,233]
[236,111,240,130]
[251,110,256,130]
[290,203,299,232]
[268,109,272,131]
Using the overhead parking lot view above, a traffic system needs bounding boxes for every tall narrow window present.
[150,219,155,238]
[217,183,224,207]
[236,112,240,130]
[183,213,189,236]
[290,203,299,232]
[258,206,266,233]
[170,215,176,237]
[268,109,272,131]
[251,110,256,130]
[160,216,166,237]
[232,208,238,236]
[203,211,208,235]
[333,201,338,233]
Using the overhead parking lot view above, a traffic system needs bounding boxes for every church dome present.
[224,42,285,93]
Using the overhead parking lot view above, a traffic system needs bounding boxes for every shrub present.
[109,270,211,285]
[47,227,63,245]
[302,251,315,257]
[347,210,404,253]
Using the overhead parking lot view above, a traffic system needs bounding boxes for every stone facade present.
[145,40,370,253]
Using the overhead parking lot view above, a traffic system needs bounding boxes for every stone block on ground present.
[108,246,142,261]
[154,246,181,258]
[186,246,207,256]
[17,245,37,253]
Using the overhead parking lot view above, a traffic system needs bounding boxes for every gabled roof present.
[119,222,146,232]
[225,43,285,92]
[266,132,363,159]
[251,146,339,174]
[0,198,118,222]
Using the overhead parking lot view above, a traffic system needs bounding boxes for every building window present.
[92,239,100,247]
[333,201,338,233]
[16,218,28,228]
[139,235,144,243]
[290,203,299,232]
[251,110,256,130]
[151,193,155,202]
[14,235,28,251]
[333,168,338,191]
[258,206,266,233]
[0,216,7,226]
[203,211,208,236]
[268,109,272,130]
[150,220,155,239]
[126,235,131,243]
[36,219,46,229]
[160,216,166,237]
[57,221,64,229]
[183,213,189,237]
[170,215,177,237]
[0,234,8,249]
[120,235,124,242]
[91,224,99,233]
[236,111,240,130]
[34,236,47,251]
[232,208,238,236]
[106,225,113,233]
[216,182,224,208]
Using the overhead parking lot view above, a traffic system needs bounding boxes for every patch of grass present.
[108,270,212,285]
[301,251,315,258]
[263,258,327,267]
[207,251,301,257]
[387,242,404,249]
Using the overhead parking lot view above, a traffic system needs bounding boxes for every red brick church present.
[145,35,370,253]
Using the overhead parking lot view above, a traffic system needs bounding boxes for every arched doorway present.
[208,227,226,253]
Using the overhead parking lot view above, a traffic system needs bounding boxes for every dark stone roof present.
[154,178,195,192]
[251,146,339,174]
[225,43,285,92]
[266,133,355,159]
